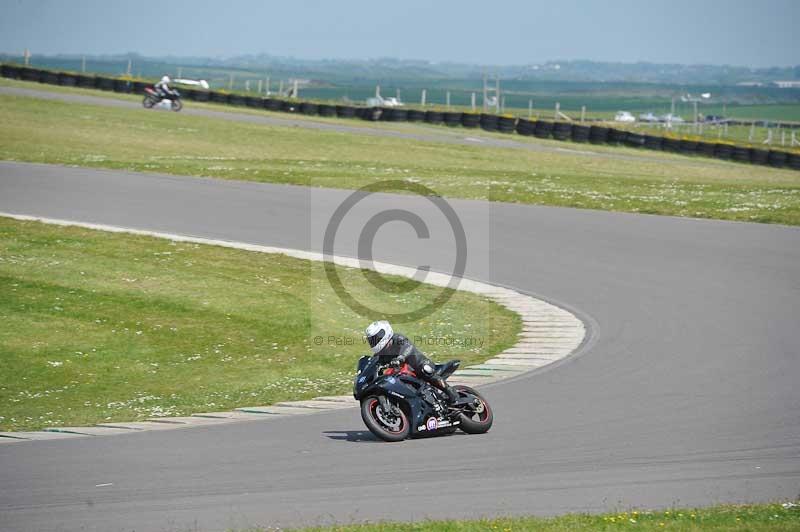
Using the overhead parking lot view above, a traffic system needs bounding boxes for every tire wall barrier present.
[246,96,263,108]
[425,110,444,125]
[571,124,590,143]
[516,118,534,136]
[335,104,357,118]
[497,116,516,133]
[589,126,609,144]
[533,120,554,139]
[57,72,77,87]
[1,62,798,171]
[461,113,480,128]
[552,122,572,141]
[480,113,499,132]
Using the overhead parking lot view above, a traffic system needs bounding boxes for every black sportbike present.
[353,355,493,442]
[142,86,183,112]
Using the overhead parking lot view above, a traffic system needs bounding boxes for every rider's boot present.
[433,377,459,405]
[444,385,459,405]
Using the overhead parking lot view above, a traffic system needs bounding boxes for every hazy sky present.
[1,0,798,67]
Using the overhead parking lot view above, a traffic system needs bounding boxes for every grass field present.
[0,218,519,432]
[246,501,800,531]
[1,88,800,225]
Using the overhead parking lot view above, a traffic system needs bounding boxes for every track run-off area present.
[0,160,798,531]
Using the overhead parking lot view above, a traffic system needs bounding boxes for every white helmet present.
[161,75,170,84]
[365,320,393,355]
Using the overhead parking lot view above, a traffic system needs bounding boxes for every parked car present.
[660,113,685,124]
[365,96,403,108]
[614,111,636,123]
[638,112,659,123]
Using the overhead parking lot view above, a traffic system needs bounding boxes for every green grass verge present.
[1,87,800,225]
[0,218,519,431]
[238,502,800,531]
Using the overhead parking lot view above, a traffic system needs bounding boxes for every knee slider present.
[422,363,435,376]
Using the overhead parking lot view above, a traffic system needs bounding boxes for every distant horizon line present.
[1,50,797,71]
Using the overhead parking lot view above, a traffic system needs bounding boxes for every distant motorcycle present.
[353,354,493,442]
[142,86,182,112]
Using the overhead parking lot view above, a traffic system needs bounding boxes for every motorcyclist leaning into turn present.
[365,320,460,404]
[154,75,177,99]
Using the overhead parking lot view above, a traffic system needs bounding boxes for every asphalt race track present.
[0,161,799,531]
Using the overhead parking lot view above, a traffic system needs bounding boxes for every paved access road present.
[0,161,798,532]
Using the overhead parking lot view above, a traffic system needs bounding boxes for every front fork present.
[377,395,391,413]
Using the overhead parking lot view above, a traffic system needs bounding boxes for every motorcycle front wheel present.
[171,99,183,112]
[360,396,410,442]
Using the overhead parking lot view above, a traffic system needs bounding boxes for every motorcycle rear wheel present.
[360,396,410,442]
[142,95,155,109]
[453,385,493,434]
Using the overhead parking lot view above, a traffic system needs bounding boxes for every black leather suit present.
[375,333,455,400]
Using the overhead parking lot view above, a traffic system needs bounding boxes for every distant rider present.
[365,320,459,404]
[154,75,176,100]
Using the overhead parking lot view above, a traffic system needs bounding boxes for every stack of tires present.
[229,94,246,106]
[181,88,198,100]
[391,108,408,121]
[787,153,800,170]
[570,125,591,143]
[246,96,263,108]
[335,105,357,118]
[112,79,130,93]
[407,109,426,122]
[679,139,698,156]
[425,110,444,125]
[768,150,788,168]
[589,126,610,144]
[516,119,534,136]
[497,116,516,133]
[1,64,20,79]
[57,72,77,86]
[95,76,115,91]
[131,81,148,94]
[20,67,43,82]
[662,137,681,153]
[299,102,318,115]
[318,104,337,117]
[552,122,572,141]
[281,100,298,113]
[361,107,381,121]
[533,120,553,139]
[443,112,461,127]
[265,98,282,111]
[480,114,498,132]
[644,134,663,150]
[750,148,770,166]
[732,146,751,163]
[625,132,645,148]
[461,113,480,128]
[714,144,734,160]
[696,142,717,157]
[210,92,230,104]
[76,74,96,88]
[42,71,59,85]
[607,128,627,144]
